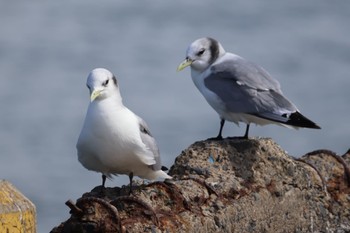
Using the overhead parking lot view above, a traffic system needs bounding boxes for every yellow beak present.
[177,58,193,72]
[90,89,102,102]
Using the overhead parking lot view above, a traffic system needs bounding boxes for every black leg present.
[208,119,225,140]
[243,124,250,139]
[102,174,107,187]
[128,172,134,195]
[98,174,107,195]
[217,119,225,139]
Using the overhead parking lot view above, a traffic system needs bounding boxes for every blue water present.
[0,1,349,232]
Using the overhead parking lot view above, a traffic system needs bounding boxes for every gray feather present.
[205,57,298,115]
[137,116,162,171]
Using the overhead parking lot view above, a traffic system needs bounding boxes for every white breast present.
[191,68,228,119]
[76,99,155,176]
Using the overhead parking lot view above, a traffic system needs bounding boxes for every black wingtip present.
[161,166,169,171]
[287,112,321,129]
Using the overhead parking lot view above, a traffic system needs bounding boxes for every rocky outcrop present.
[51,138,350,233]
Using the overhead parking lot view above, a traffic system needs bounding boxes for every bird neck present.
[109,93,123,106]
[95,92,124,108]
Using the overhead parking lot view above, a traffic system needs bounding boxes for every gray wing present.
[205,56,298,121]
[137,116,162,171]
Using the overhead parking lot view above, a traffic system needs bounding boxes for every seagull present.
[76,68,171,194]
[177,37,320,139]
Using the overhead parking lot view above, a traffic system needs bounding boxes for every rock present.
[51,138,350,233]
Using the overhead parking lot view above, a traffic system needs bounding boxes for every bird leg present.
[208,119,225,140]
[243,124,250,139]
[101,174,107,187]
[227,123,250,140]
[96,174,107,195]
[218,119,225,139]
[128,172,134,195]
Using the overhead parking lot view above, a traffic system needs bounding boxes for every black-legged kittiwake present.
[76,68,171,194]
[177,37,320,139]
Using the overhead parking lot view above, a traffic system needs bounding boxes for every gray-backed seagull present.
[177,37,320,139]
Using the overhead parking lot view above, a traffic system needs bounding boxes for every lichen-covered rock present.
[51,138,350,233]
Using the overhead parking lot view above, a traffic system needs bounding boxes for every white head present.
[177,37,226,72]
[86,68,120,102]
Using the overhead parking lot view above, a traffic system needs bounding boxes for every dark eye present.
[197,49,205,56]
[102,79,109,86]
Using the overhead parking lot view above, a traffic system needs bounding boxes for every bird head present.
[86,68,119,102]
[177,37,226,72]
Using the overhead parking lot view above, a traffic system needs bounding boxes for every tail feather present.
[152,170,172,180]
[285,111,321,129]
[254,111,321,129]
[142,167,172,180]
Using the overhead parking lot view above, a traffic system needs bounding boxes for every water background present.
[0,1,349,232]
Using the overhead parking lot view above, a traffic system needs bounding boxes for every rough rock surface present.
[51,138,350,233]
